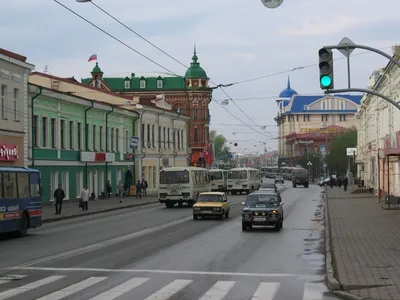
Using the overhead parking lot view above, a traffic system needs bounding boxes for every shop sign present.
[300,128,336,133]
[80,152,115,162]
[0,144,19,161]
[297,140,314,144]
[125,154,134,161]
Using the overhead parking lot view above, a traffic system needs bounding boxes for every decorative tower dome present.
[185,45,208,79]
[278,76,297,98]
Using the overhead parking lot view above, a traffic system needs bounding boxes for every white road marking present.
[302,283,327,300]
[251,282,281,300]
[143,279,192,300]
[13,217,193,268]
[9,267,300,278]
[0,275,65,300]
[35,276,107,300]
[198,281,235,300]
[88,277,149,300]
[0,275,27,285]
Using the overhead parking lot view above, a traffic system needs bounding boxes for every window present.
[194,128,199,143]
[111,127,114,151]
[51,118,56,148]
[340,100,345,110]
[194,108,198,119]
[158,126,161,148]
[147,124,150,147]
[124,80,130,89]
[100,126,104,150]
[116,128,119,152]
[29,172,41,197]
[163,127,166,148]
[33,115,38,147]
[173,129,176,149]
[141,124,145,147]
[157,80,163,88]
[1,85,6,118]
[77,122,82,150]
[167,128,170,149]
[18,172,30,198]
[204,108,207,119]
[177,131,180,150]
[60,119,65,149]
[125,130,129,152]
[3,172,17,199]
[340,114,346,121]
[13,88,18,120]
[42,117,48,147]
[321,114,328,121]
[180,130,184,149]
[303,115,309,121]
[152,125,155,148]
[93,125,97,150]
[69,121,74,149]
[140,80,146,88]
[322,101,327,110]
[203,127,206,143]
[86,123,90,150]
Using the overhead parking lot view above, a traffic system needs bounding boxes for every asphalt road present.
[0,180,340,300]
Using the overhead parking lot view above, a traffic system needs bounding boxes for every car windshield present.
[260,182,276,189]
[197,194,224,202]
[209,171,223,180]
[245,194,279,208]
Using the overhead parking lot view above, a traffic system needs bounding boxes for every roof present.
[184,46,208,79]
[199,192,225,195]
[279,77,297,98]
[229,168,260,171]
[0,48,27,62]
[160,166,208,171]
[0,167,39,173]
[284,94,362,114]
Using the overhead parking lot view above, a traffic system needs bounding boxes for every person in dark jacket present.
[337,177,343,188]
[54,184,65,215]
[343,176,349,191]
[329,175,334,188]
[135,180,143,199]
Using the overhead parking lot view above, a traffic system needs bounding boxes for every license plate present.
[253,217,267,221]
[202,211,212,214]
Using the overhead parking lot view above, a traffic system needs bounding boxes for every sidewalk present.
[325,186,400,300]
[42,194,159,223]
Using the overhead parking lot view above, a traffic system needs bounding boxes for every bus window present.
[30,172,41,197]
[18,172,30,198]
[160,170,190,184]
[3,172,17,199]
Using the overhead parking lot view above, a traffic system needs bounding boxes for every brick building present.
[81,47,212,167]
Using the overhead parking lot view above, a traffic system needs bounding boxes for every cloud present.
[2,0,400,152]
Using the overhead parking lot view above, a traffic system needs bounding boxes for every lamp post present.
[307,161,312,183]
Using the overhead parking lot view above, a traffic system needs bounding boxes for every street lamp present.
[307,161,313,183]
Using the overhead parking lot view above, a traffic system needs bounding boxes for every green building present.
[28,74,139,203]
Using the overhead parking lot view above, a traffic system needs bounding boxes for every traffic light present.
[318,48,334,90]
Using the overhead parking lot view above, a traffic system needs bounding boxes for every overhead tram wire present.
[53,0,273,138]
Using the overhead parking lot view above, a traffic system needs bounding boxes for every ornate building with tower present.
[81,47,212,167]
[274,77,362,175]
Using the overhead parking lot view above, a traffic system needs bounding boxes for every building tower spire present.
[287,75,291,89]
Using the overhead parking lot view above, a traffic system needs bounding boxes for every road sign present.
[261,0,283,9]
[323,163,327,168]
[338,37,355,58]
[346,147,357,156]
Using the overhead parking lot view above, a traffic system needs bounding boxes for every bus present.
[0,167,42,236]
[158,167,211,208]
[227,167,261,195]
[209,169,228,192]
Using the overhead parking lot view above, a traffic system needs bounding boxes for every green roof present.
[81,47,208,92]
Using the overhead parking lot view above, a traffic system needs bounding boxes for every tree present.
[325,128,357,174]
[210,130,230,160]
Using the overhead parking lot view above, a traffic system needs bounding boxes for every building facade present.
[0,48,34,167]
[130,97,190,190]
[28,72,139,202]
[356,48,400,203]
[81,47,212,167]
[274,78,362,170]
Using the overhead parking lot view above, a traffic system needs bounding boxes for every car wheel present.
[242,223,247,231]
[193,215,198,220]
[18,212,29,237]
[225,210,230,218]
[274,223,281,231]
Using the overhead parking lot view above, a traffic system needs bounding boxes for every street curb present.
[324,187,341,291]
[42,200,159,224]
[332,291,364,300]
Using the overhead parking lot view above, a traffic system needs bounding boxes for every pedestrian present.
[343,176,349,192]
[329,175,334,188]
[337,177,343,188]
[117,180,125,203]
[80,185,90,211]
[53,184,65,215]
[136,180,143,199]
[141,178,148,196]
[106,181,112,198]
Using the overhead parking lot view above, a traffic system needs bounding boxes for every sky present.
[2,0,399,155]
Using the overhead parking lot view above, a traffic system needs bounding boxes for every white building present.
[356,46,400,202]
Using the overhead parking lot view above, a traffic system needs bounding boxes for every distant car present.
[260,182,278,192]
[275,175,284,184]
[241,191,284,231]
[193,192,230,220]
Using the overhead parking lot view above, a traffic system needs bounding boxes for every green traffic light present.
[320,75,332,87]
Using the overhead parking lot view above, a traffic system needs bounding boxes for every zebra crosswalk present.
[0,273,329,300]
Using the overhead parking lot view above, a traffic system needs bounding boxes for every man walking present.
[80,185,90,211]
[117,180,125,203]
[54,184,65,215]
[343,176,349,192]
[142,178,148,196]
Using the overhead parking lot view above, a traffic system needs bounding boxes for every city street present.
[0,182,339,300]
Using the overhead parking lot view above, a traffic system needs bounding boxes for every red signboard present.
[0,144,19,161]
[94,152,106,162]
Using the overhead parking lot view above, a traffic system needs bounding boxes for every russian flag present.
[88,54,97,62]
